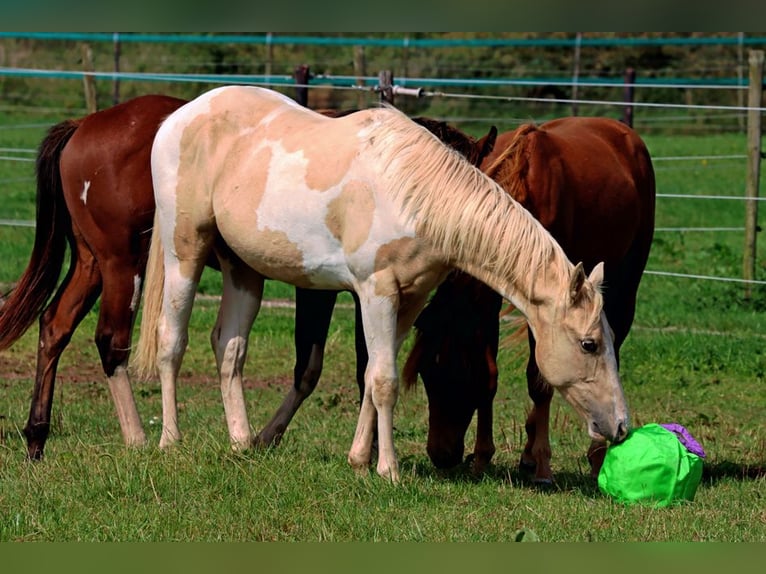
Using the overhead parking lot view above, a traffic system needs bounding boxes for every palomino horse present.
[133,85,629,482]
[0,94,495,460]
[403,117,656,481]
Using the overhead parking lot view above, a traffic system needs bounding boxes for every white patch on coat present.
[81,180,91,204]
[129,274,142,312]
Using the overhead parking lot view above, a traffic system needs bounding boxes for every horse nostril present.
[616,421,629,443]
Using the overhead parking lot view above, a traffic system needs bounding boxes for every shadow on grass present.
[399,453,602,497]
[702,460,766,483]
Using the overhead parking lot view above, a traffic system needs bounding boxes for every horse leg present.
[584,265,639,477]
[470,345,498,475]
[351,291,369,405]
[209,255,265,450]
[24,241,102,459]
[520,333,554,483]
[254,287,338,448]
[348,286,402,481]
[96,260,147,447]
[155,256,205,449]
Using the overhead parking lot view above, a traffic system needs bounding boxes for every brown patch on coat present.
[326,179,375,254]
[276,109,370,192]
[373,237,448,298]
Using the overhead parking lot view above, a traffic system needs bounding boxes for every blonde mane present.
[363,108,570,297]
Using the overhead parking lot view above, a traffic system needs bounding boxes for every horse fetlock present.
[376,460,400,483]
[229,433,253,452]
[159,429,181,449]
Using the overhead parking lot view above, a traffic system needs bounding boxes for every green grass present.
[1,114,765,541]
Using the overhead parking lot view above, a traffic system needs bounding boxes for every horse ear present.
[588,262,605,290]
[568,261,586,303]
[476,126,498,165]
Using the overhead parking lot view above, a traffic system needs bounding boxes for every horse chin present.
[427,441,465,469]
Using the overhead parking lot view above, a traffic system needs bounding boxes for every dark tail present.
[0,119,79,350]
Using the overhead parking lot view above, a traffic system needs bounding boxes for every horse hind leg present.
[96,260,148,448]
[255,287,338,448]
[24,243,102,459]
[210,253,265,450]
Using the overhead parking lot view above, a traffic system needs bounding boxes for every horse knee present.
[370,375,398,409]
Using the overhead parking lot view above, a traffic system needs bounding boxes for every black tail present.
[0,119,79,350]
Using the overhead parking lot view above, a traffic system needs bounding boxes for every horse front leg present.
[348,287,401,482]
[470,345,498,475]
[520,335,554,483]
[255,287,337,448]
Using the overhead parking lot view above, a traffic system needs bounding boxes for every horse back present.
[483,117,655,269]
[59,95,187,253]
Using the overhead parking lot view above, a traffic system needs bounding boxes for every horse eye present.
[580,338,598,354]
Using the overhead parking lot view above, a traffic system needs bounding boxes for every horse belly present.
[215,213,353,290]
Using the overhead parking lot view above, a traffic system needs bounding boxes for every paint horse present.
[133,85,629,482]
[0,94,494,460]
[403,117,656,481]
[253,113,497,448]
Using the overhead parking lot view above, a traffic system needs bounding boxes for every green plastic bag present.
[597,423,703,507]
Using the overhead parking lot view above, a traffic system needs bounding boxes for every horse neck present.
[369,110,571,316]
[439,202,570,318]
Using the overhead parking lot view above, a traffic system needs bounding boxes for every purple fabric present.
[660,423,706,458]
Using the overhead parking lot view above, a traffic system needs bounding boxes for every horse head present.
[403,272,501,469]
[526,261,629,444]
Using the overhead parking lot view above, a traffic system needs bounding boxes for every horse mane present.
[483,123,540,205]
[364,109,567,297]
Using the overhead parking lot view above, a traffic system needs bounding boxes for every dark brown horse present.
[403,117,656,481]
[0,94,496,459]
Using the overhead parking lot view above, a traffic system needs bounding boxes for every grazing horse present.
[0,95,186,459]
[0,93,495,460]
[133,85,628,482]
[403,117,656,481]
[253,117,497,447]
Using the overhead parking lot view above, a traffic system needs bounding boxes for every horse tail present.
[402,330,424,391]
[0,119,79,350]
[484,123,538,205]
[498,304,531,360]
[132,210,164,380]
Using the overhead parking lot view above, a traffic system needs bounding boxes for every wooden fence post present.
[623,67,635,128]
[113,32,121,106]
[81,43,97,113]
[294,65,311,107]
[378,70,394,104]
[354,45,366,109]
[743,49,764,300]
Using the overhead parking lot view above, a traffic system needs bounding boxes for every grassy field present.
[0,107,765,542]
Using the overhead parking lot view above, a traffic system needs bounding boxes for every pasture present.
[0,109,765,542]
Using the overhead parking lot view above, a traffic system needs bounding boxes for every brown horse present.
[0,95,187,458]
[0,94,496,460]
[403,117,656,481]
